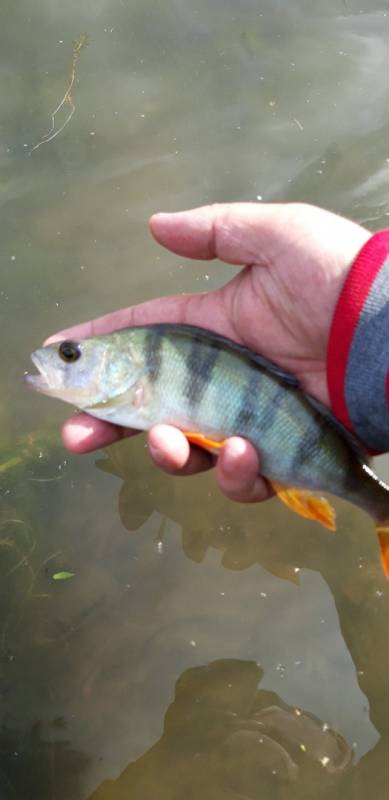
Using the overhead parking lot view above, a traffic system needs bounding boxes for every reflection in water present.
[96,440,382,584]
[92,441,389,797]
[88,659,352,800]
[2,434,385,799]
[97,442,310,583]
[0,721,89,800]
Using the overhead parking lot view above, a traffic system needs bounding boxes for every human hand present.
[47,202,370,503]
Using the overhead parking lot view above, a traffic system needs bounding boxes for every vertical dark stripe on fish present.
[144,329,163,383]
[234,367,263,433]
[184,339,220,407]
[290,408,329,470]
[259,382,289,431]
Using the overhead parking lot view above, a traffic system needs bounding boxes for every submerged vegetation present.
[0,426,61,476]
[0,427,73,617]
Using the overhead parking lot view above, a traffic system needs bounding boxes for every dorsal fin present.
[147,323,299,387]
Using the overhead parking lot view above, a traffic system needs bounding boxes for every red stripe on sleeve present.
[327,231,389,430]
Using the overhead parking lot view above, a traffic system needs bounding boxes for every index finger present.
[45,293,199,344]
[45,201,280,344]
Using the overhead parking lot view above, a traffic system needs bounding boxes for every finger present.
[216,437,272,503]
[150,202,285,264]
[46,202,276,345]
[62,413,135,453]
[44,286,236,347]
[148,424,215,476]
[44,295,195,344]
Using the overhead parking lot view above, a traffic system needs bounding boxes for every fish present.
[25,323,389,578]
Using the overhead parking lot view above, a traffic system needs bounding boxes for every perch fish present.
[25,323,389,577]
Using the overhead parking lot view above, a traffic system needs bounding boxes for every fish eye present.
[58,340,82,363]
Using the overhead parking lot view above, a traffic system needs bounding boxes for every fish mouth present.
[24,352,53,395]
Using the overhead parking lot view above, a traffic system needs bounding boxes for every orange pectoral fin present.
[271,482,336,531]
[376,526,389,579]
[184,431,227,454]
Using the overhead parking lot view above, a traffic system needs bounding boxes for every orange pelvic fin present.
[271,482,336,531]
[184,431,226,453]
[376,526,389,579]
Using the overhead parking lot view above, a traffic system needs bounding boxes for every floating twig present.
[29,33,88,155]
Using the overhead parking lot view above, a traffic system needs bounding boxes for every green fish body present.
[26,324,389,573]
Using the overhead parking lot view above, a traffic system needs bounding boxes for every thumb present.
[150,202,284,265]
[150,202,370,274]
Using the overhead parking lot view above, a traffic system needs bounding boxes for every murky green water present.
[1,1,389,797]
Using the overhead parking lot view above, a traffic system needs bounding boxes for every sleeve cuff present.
[327,230,389,452]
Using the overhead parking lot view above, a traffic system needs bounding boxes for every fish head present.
[25,332,147,411]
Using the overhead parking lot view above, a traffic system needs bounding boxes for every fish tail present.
[376,525,389,579]
[375,496,389,579]
[352,463,389,579]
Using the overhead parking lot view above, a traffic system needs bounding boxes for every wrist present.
[327,231,389,452]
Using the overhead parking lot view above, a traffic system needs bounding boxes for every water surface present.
[1,1,389,798]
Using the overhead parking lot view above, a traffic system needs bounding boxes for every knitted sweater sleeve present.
[327,231,389,453]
